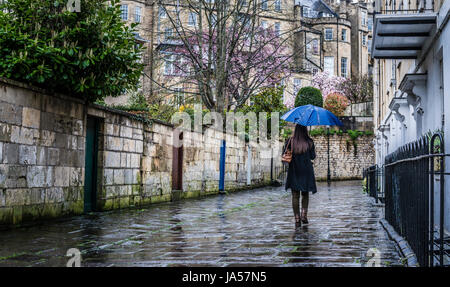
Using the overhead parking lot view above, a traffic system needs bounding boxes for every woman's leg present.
[301,192,309,223]
[301,192,309,210]
[292,190,301,223]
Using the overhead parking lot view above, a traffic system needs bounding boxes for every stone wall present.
[0,79,86,225]
[311,134,375,181]
[0,78,282,227]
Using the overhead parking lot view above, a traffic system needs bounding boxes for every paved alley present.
[0,181,402,267]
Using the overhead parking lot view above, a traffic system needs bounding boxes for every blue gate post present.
[219,140,226,192]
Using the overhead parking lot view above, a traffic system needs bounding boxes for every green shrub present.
[0,0,144,102]
[239,86,288,139]
[295,87,323,108]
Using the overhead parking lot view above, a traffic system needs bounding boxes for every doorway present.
[84,116,100,212]
[172,132,183,191]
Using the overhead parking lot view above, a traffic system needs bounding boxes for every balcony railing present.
[378,0,443,14]
[371,0,439,59]
[378,0,440,14]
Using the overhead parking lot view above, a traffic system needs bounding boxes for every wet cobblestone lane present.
[0,181,403,267]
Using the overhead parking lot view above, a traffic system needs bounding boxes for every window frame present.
[120,4,129,21]
[341,29,347,41]
[135,6,142,23]
[261,0,268,10]
[312,39,319,55]
[188,12,197,26]
[341,57,348,78]
[293,78,302,95]
[159,7,167,19]
[274,22,281,36]
[324,56,335,76]
[275,0,282,11]
[325,28,333,41]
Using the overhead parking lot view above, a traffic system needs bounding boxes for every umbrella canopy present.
[281,104,343,126]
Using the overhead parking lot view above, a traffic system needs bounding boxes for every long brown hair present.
[291,124,313,154]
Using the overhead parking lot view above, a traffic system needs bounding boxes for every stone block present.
[77,136,85,151]
[119,153,127,168]
[106,136,123,151]
[104,151,121,168]
[54,166,70,187]
[73,120,83,136]
[132,128,143,140]
[70,168,83,186]
[105,123,120,136]
[68,135,78,150]
[120,126,133,138]
[46,188,64,203]
[40,130,56,147]
[11,126,39,145]
[22,107,40,129]
[54,133,68,149]
[120,117,131,127]
[19,145,37,165]
[29,188,45,205]
[3,143,19,164]
[47,148,60,166]
[135,140,143,154]
[0,165,6,188]
[104,169,114,185]
[104,186,115,198]
[5,189,28,206]
[36,146,46,166]
[113,169,125,185]
[124,169,133,185]
[122,139,133,152]
[0,189,5,207]
[0,102,22,125]
[0,123,12,142]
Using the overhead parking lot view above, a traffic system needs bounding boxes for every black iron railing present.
[380,133,449,266]
[363,165,384,203]
[380,0,438,14]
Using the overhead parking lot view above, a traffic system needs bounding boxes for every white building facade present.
[372,0,449,265]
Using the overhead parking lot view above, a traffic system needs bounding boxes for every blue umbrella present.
[281,104,343,126]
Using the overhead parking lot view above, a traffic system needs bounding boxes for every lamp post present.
[327,126,331,184]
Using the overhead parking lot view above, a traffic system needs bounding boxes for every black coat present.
[284,138,317,193]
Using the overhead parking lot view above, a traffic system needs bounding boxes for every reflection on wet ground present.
[0,181,402,266]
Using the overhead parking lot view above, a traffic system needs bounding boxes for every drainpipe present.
[327,126,331,184]
[336,17,339,76]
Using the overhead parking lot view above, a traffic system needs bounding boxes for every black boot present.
[301,208,308,224]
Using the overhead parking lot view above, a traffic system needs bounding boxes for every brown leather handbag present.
[282,137,293,164]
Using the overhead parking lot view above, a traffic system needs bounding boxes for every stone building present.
[110,0,374,107]
[371,0,449,264]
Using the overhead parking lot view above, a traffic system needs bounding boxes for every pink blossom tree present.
[311,71,346,100]
[152,0,301,114]
[338,74,373,116]
[283,91,296,109]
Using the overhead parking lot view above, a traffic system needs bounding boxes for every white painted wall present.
[375,1,450,234]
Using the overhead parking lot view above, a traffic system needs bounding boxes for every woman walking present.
[284,124,317,226]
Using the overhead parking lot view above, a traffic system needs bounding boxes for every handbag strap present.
[284,137,293,154]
